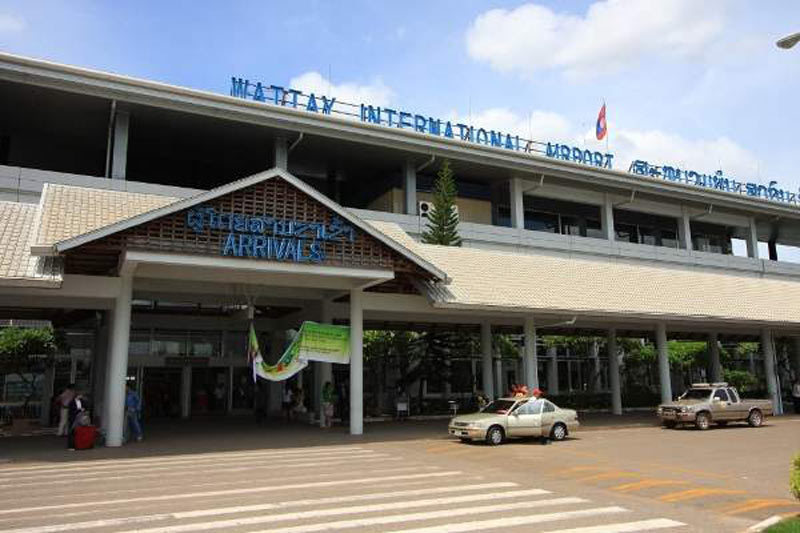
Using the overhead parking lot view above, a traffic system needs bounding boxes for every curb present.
[747,515,783,532]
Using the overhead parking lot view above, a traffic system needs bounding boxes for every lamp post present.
[777,32,800,49]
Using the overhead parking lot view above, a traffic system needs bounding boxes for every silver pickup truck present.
[657,382,773,430]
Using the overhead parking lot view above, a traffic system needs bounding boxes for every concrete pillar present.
[761,328,782,414]
[547,346,559,395]
[480,321,494,399]
[349,288,364,435]
[523,317,538,389]
[494,357,504,397]
[602,193,615,241]
[104,272,133,447]
[404,158,417,216]
[678,207,693,251]
[608,330,622,415]
[181,365,191,419]
[590,341,601,392]
[510,177,525,230]
[746,218,760,259]
[318,300,333,427]
[708,333,722,383]
[273,135,289,170]
[111,110,129,180]
[655,323,672,404]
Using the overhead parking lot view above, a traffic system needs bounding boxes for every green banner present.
[249,321,350,382]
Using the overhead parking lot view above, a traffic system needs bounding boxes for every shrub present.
[791,452,800,502]
[723,369,758,394]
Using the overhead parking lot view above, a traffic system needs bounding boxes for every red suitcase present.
[74,425,96,450]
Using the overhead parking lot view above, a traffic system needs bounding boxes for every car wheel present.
[662,421,677,429]
[695,412,711,430]
[550,423,568,441]
[485,425,505,446]
[747,409,763,428]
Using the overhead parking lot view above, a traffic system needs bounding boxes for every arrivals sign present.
[186,206,356,263]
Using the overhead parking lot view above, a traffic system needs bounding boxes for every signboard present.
[629,160,798,205]
[186,206,355,263]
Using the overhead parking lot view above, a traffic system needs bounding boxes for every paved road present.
[0,415,797,532]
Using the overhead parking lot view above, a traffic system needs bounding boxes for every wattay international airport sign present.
[229,77,796,206]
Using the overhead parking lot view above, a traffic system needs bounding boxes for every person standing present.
[66,392,87,450]
[792,379,800,415]
[125,384,143,442]
[282,385,294,422]
[321,382,335,428]
[56,384,75,437]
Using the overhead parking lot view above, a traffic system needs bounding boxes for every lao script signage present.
[186,206,355,263]
[629,160,798,205]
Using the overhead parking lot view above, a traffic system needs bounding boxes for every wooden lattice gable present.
[55,169,445,283]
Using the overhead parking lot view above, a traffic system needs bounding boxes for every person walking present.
[66,392,87,451]
[125,384,143,442]
[321,381,335,428]
[56,384,76,437]
[792,379,800,415]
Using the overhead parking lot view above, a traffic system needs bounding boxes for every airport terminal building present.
[1,53,799,445]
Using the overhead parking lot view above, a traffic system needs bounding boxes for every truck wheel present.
[662,421,677,429]
[747,409,763,428]
[695,412,711,430]
[485,425,505,446]
[550,423,567,441]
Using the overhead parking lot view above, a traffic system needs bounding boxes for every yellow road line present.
[659,488,745,503]
[719,498,800,515]
[612,479,687,492]
[577,470,640,482]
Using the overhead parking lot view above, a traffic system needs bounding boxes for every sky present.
[1,0,799,193]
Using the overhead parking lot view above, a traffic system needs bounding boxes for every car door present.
[711,388,731,420]
[726,388,746,420]
[540,400,558,436]
[507,400,543,437]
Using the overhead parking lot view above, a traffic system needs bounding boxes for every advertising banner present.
[248,321,350,382]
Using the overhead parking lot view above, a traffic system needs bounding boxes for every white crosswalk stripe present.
[0,445,688,533]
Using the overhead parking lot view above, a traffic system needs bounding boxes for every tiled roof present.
[33,184,178,250]
[0,202,61,287]
[367,220,800,325]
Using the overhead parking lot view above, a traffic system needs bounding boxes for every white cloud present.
[0,13,25,33]
[446,107,573,144]
[289,71,393,107]
[465,0,725,79]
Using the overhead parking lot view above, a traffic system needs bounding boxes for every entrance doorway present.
[191,367,229,414]
[142,368,181,419]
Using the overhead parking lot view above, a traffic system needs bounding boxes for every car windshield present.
[679,389,711,400]
[481,400,517,414]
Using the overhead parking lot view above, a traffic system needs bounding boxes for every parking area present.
[0,414,798,532]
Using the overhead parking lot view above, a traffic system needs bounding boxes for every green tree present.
[421,160,462,246]
[0,327,62,409]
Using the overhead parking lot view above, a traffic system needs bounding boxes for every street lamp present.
[777,32,800,49]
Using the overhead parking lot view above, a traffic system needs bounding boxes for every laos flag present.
[596,103,607,140]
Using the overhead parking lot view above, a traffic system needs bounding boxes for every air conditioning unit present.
[418,201,459,219]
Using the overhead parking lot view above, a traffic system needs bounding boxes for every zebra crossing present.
[0,444,690,533]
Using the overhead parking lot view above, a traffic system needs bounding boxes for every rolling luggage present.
[74,425,96,450]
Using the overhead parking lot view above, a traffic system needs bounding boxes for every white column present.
[678,207,693,251]
[111,110,129,180]
[480,321,494,399]
[181,366,191,419]
[404,158,417,215]
[349,288,364,435]
[608,330,622,415]
[602,193,615,241]
[494,357,504,397]
[761,328,782,415]
[318,300,333,427]
[273,135,288,170]
[590,341,601,392]
[746,218,760,259]
[656,323,672,404]
[547,346,559,395]
[510,177,525,230]
[104,272,133,447]
[708,333,722,383]
[523,316,538,389]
